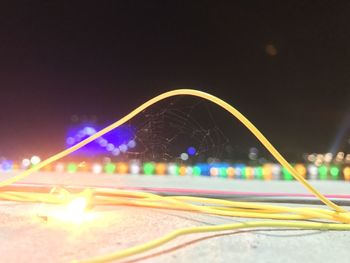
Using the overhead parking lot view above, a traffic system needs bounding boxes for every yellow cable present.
[0,89,349,262]
[0,186,349,262]
[0,89,345,212]
[76,220,350,263]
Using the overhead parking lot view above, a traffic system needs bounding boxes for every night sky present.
[1,1,350,160]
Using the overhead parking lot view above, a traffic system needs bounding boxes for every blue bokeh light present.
[66,124,135,156]
[187,146,196,156]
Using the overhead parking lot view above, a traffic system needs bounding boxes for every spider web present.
[123,97,230,163]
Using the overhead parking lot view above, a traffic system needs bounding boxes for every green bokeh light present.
[330,166,340,180]
[319,166,328,180]
[193,166,201,176]
[67,162,78,173]
[282,167,293,181]
[219,167,227,178]
[143,162,155,175]
[255,167,263,180]
[104,163,116,174]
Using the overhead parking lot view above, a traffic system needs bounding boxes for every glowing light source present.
[255,167,263,180]
[308,165,318,180]
[112,149,120,156]
[66,137,75,145]
[330,166,340,180]
[271,164,281,180]
[104,163,116,174]
[218,167,227,178]
[282,167,293,181]
[179,166,187,176]
[294,164,307,178]
[78,161,89,172]
[67,162,78,173]
[106,143,115,151]
[235,165,245,178]
[127,140,136,148]
[1,160,13,172]
[49,197,89,225]
[307,154,316,162]
[226,167,235,178]
[319,166,328,180]
[335,152,345,162]
[187,147,196,156]
[168,163,179,176]
[324,153,333,163]
[83,127,96,136]
[248,147,258,161]
[21,158,31,169]
[116,162,128,174]
[244,167,254,180]
[92,163,103,174]
[155,163,166,175]
[130,161,141,174]
[345,154,350,164]
[119,144,128,153]
[263,164,273,180]
[66,124,135,157]
[143,162,155,175]
[180,153,189,161]
[186,167,193,176]
[42,163,53,172]
[193,166,201,176]
[68,197,88,214]
[55,163,65,173]
[99,138,108,147]
[210,167,219,177]
[344,167,350,181]
[30,155,41,165]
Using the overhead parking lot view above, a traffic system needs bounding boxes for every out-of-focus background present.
[1,2,350,262]
[0,1,350,170]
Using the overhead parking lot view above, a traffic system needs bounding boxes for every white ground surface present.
[0,172,349,263]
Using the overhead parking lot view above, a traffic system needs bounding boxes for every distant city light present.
[185,166,193,175]
[307,154,316,162]
[66,137,75,145]
[344,167,350,181]
[248,147,258,160]
[180,153,189,161]
[210,167,219,177]
[130,162,141,174]
[168,163,179,176]
[143,162,155,175]
[104,163,116,174]
[324,153,333,163]
[308,165,318,180]
[67,163,78,173]
[99,139,108,147]
[119,144,128,153]
[155,163,166,175]
[193,166,201,176]
[127,140,136,148]
[187,147,196,156]
[55,163,65,173]
[112,148,120,156]
[330,166,340,179]
[21,158,31,168]
[83,127,96,135]
[92,163,103,174]
[346,154,350,164]
[271,164,281,179]
[30,156,41,165]
[106,143,115,151]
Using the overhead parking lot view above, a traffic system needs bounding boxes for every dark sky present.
[1,1,350,160]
